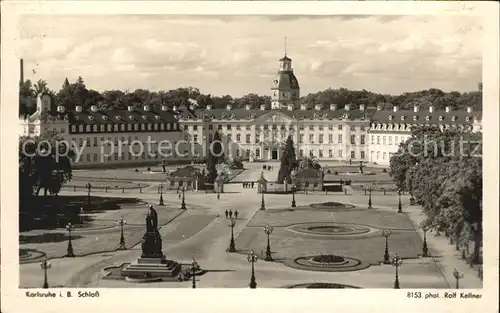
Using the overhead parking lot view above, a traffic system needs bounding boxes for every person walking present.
[234,210,239,219]
[229,209,233,219]
[225,209,229,219]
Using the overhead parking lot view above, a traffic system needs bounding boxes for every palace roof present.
[371,108,477,125]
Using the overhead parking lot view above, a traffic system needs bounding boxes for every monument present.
[121,205,181,281]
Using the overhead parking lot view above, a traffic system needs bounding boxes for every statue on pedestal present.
[141,205,164,258]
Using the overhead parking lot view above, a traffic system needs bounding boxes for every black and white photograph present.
[1,1,499,312]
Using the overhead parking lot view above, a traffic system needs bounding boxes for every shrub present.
[382,168,387,173]
[135,169,139,172]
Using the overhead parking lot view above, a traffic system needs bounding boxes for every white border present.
[1,2,499,313]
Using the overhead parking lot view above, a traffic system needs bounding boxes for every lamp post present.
[260,190,266,211]
[291,188,296,208]
[264,224,274,261]
[85,183,92,204]
[65,222,75,257]
[159,183,164,206]
[368,187,372,209]
[247,250,258,289]
[453,268,464,289]
[382,229,392,264]
[180,187,186,210]
[422,226,429,257]
[191,257,200,289]
[118,217,127,250]
[227,217,236,252]
[79,206,84,224]
[391,254,403,289]
[40,257,51,288]
[408,178,415,205]
[397,189,403,213]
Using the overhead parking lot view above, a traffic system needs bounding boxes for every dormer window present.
[155,115,160,119]
[129,115,134,120]
[142,116,148,120]
[116,116,121,120]
[425,116,430,121]
[465,116,470,122]
[88,116,94,120]
[100,125,105,131]
[93,125,97,132]
[102,116,108,120]
[400,116,405,121]
[451,116,456,121]
[71,125,76,132]
[389,115,393,120]
[413,116,418,121]
[75,116,80,121]
[439,116,443,121]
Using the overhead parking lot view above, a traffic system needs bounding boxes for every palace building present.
[19,53,482,168]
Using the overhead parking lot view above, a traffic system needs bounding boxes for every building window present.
[246,125,251,130]
[329,150,333,158]
[86,137,90,147]
[236,134,241,142]
[383,136,386,145]
[338,150,343,157]
[86,125,91,132]
[208,124,213,130]
[319,125,324,131]
[122,124,126,131]
[338,134,343,144]
[228,134,232,141]
[256,148,260,158]
[371,135,375,144]
[246,149,250,156]
[338,125,343,130]
[383,152,387,160]
[299,134,304,144]
[350,135,355,145]
[309,150,314,157]
[360,135,365,145]
[376,136,380,144]
[193,125,198,131]
[309,134,314,143]
[218,125,222,130]
[299,149,304,157]
[309,125,314,130]
[360,151,365,159]
[193,135,198,143]
[350,151,355,159]
[389,136,392,145]
[227,124,232,130]
[376,151,380,160]
[319,150,323,158]
[328,134,333,143]
[86,154,91,162]
[246,134,251,143]
[236,149,240,157]
[93,154,98,161]
[128,124,132,131]
[71,125,76,132]
[93,138,98,147]
[395,136,399,144]
[319,134,323,144]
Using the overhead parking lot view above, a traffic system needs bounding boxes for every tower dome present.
[270,54,300,109]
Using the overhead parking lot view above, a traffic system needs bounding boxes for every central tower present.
[270,38,300,110]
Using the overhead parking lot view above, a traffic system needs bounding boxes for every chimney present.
[445,106,451,113]
[90,105,98,113]
[143,105,150,112]
[393,105,399,112]
[206,104,212,110]
[414,105,419,113]
[161,105,168,111]
[245,104,251,110]
[20,59,24,85]
[467,106,473,113]
[57,105,65,113]
[344,104,350,111]
[260,104,266,111]
[75,106,83,113]
[429,105,434,113]
[128,105,134,112]
[300,103,307,111]
[330,104,337,111]
[287,104,294,111]
[359,104,366,111]
[226,104,232,111]
[314,104,322,111]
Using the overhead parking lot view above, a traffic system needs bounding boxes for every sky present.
[18,15,482,97]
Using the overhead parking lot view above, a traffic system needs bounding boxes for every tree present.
[19,131,73,202]
[277,136,297,183]
[205,131,224,184]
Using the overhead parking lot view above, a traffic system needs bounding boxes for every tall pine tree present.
[277,135,297,183]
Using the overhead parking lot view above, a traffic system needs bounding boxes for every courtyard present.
[18,162,482,289]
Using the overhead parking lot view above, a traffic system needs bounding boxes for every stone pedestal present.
[120,215,181,281]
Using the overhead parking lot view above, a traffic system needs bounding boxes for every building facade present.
[19,53,482,168]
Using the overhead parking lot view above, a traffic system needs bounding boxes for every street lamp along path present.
[247,250,258,288]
